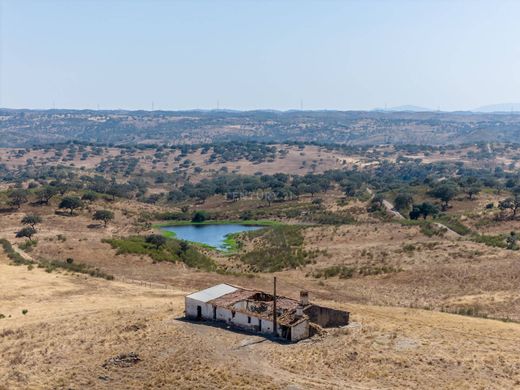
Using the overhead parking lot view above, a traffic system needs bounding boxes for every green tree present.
[409,202,439,220]
[36,186,58,205]
[16,226,37,241]
[21,214,42,229]
[394,193,413,212]
[106,184,127,201]
[93,210,114,227]
[429,183,459,210]
[8,189,28,209]
[191,211,208,223]
[59,196,83,215]
[466,185,481,200]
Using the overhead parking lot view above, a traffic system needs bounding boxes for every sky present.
[1,0,519,111]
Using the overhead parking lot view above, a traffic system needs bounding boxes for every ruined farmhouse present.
[185,283,349,342]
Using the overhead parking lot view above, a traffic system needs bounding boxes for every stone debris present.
[102,352,141,369]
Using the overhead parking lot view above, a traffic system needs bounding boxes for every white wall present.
[185,297,214,319]
[185,298,288,339]
[216,307,233,322]
[290,320,310,342]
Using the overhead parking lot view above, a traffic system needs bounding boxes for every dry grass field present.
[2,252,520,389]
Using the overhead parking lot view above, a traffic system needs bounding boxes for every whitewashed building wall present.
[290,320,310,341]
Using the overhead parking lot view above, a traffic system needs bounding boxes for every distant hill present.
[383,105,433,112]
[473,103,520,113]
[2,108,520,147]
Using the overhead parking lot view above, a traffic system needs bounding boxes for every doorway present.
[196,305,202,320]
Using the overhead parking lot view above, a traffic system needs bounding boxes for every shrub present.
[16,227,37,241]
[313,264,400,279]
[145,234,167,249]
[0,239,32,265]
[191,211,208,223]
[472,234,508,249]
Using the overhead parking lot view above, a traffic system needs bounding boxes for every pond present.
[160,224,264,250]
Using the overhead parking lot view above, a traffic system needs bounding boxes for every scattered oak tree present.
[58,196,83,215]
[191,211,208,223]
[21,214,42,229]
[8,189,28,209]
[93,210,114,227]
[36,186,58,205]
[16,226,37,241]
[394,193,413,212]
[429,183,459,211]
[409,202,439,220]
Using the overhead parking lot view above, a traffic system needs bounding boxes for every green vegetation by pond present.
[238,225,320,272]
[103,236,217,271]
[222,234,240,252]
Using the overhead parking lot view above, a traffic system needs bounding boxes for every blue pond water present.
[160,224,263,250]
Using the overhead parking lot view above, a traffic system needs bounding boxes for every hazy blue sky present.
[1,0,519,111]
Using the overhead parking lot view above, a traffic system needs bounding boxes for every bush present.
[0,239,33,265]
[472,234,509,249]
[39,259,114,280]
[191,211,208,223]
[313,264,400,279]
[435,215,471,235]
[145,234,167,249]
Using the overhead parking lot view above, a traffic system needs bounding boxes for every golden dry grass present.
[1,253,520,389]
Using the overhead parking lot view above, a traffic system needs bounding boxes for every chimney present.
[300,290,309,306]
[295,306,304,318]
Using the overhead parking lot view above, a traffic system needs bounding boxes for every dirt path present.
[372,190,462,238]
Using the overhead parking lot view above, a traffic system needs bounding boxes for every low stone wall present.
[304,305,349,328]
